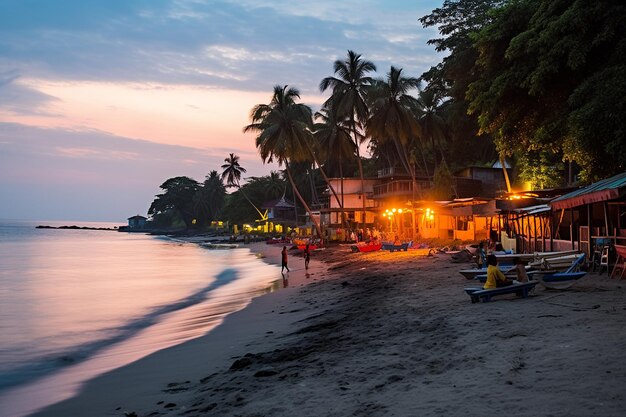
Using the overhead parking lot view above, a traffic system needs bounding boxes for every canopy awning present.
[550,172,626,210]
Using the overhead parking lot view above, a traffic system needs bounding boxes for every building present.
[127,215,147,229]
[320,177,378,228]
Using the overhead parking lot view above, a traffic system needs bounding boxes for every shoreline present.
[27,241,334,417]
[30,245,626,416]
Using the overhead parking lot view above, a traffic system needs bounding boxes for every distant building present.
[455,162,512,198]
[261,196,296,222]
[127,215,147,229]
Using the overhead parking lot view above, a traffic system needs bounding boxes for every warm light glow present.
[392,208,397,213]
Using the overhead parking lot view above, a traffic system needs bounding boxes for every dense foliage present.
[422,0,626,184]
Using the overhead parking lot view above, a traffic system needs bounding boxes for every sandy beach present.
[32,243,626,417]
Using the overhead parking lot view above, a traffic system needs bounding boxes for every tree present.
[148,176,201,229]
[200,170,226,223]
[320,50,376,228]
[367,66,422,238]
[221,153,267,220]
[314,103,356,229]
[244,85,324,240]
[464,0,626,183]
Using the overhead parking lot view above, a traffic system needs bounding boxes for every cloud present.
[0,0,443,95]
[0,70,60,115]
[0,122,278,220]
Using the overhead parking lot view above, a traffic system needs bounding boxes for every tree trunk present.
[286,161,324,244]
[352,122,367,229]
[303,140,347,228]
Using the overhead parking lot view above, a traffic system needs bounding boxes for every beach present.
[31,243,626,417]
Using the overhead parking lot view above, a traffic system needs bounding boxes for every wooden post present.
[587,204,592,259]
[533,215,538,252]
[570,208,575,250]
[603,202,610,239]
[548,212,554,252]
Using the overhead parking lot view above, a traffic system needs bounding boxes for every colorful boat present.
[297,244,318,251]
[381,242,410,252]
[351,242,383,253]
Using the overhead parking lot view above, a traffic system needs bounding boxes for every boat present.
[459,264,518,280]
[200,242,238,249]
[351,242,383,253]
[297,244,318,251]
[534,254,587,290]
[381,242,410,252]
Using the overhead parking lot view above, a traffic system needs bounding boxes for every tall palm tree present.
[367,66,422,238]
[314,103,355,230]
[416,88,448,173]
[221,153,266,220]
[243,85,324,241]
[320,50,376,228]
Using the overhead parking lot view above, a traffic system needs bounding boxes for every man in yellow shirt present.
[484,254,514,289]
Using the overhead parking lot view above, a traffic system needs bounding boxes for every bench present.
[464,281,538,303]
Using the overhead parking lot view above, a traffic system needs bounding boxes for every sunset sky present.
[0,0,442,221]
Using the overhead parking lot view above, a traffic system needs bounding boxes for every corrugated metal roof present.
[550,172,626,209]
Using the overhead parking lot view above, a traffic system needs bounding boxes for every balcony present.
[377,167,409,178]
[373,180,416,198]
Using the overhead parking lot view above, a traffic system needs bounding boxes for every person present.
[484,254,514,289]
[476,241,487,267]
[304,243,311,270]
[514,257,529,283]
[281,246,290,273]
[393,235,401,246]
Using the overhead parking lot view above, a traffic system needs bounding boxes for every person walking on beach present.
[281,246,290,273]
[304,244,311,270]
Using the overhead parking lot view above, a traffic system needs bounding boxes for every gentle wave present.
[0,268,239,391]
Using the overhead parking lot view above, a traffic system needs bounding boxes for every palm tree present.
[416,88,448,173]
[221,153,267,220]
[243,85,324,241]
[314,103,356,230]
[320,50,376,228]
[367,66,422,239]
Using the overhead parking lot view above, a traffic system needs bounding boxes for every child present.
[281,246,290,273]
[514,257,529,283]
[484,254,514,289]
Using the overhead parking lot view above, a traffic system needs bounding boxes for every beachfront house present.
[127,215,147,229]
[549,171,626,260]
[320,177,378,228]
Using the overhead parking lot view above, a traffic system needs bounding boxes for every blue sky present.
[0,0,444,222]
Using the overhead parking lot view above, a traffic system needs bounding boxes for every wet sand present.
[32,244,626,417]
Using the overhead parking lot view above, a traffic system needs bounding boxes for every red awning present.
[550,189,620,210]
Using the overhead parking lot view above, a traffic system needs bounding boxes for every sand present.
[31,244,626,417]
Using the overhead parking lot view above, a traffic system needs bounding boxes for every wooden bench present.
[464,281,539,303]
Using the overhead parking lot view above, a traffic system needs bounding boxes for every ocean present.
[0,220,282,417]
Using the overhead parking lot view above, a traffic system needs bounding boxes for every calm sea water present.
[0,220,282,417]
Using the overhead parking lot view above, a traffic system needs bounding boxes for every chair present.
[592,238,611,274]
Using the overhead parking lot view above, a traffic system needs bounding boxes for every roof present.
[261,196,295,209]
[550,172,626,210]
[128,215,147,220]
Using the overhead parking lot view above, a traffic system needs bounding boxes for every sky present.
[0,0,443,222]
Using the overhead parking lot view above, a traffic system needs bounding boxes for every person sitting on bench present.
[484,254,514,289]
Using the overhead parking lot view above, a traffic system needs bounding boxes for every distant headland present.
[36,225,120,231]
